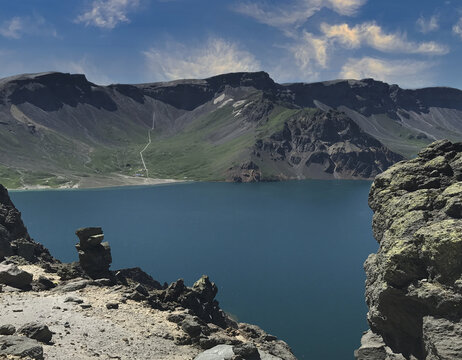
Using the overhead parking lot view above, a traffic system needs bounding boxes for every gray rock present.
[233,343,260,359]
[0,324,16,335]
[106,302,119,309]
[18,322,52,343]
[355,331,406,360]
[64,296,83,304]
[194,345,282,360]
[181,317,202,338]
[0,262,33,289]
[36,275,55,290]
[57,279,92,292]
[423,316,462,359]
[0,335,43,359]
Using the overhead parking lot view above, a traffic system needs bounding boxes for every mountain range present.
[0,71,461,188]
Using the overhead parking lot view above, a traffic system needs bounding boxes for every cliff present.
[356,140,462,359]
[0,185,296,360]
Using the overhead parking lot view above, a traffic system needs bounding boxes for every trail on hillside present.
[139,112,156,178]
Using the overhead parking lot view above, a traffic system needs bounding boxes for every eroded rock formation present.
[356,140,462,359]
[75,227,112,279]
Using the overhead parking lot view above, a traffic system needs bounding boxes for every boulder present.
[18,322,53,343]
[0,335,43,359]
[0,262,33,289]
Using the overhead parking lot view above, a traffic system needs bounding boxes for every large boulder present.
[18,322,53,343]
[0,262,33,289]
[75,227,112,279]
[0,335,43,359]
[356,140,462,359]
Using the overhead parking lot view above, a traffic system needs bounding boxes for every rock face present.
[356,140,462,359]
[254,109,403,180]
[0,185,53,263]
[75,227,112,279]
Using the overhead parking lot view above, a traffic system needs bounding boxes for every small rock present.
[0,324,16,335]
[18,322,53,343]
[181,318,202,338]
[64,296,84,304]
[106,302,119,309]
[80,304,92,309]
[37,275,56,290]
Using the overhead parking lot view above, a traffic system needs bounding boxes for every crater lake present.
[10,180,377,359]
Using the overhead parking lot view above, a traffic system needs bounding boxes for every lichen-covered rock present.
[357,140,462,359]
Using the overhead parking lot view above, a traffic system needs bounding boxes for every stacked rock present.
[75,227,112,279]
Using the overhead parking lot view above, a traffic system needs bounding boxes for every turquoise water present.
[10,180,377,359]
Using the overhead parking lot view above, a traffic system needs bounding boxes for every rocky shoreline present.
[0,184,296,360]
[356,140,462,360]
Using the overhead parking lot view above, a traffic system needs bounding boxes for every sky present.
[0,0,461,88]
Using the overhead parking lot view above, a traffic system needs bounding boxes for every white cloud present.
[0,16,57,39]
[143,38,261,81]
[76,0,140,29]
[321,22,449,55]
[453,17,462,39]
[340,57,435,87]
[417,15,439,33]
[234,0,366,30]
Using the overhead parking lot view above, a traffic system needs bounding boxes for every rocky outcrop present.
[356,140,462,359]
[254,109,403,180]
[75,227,112,279]
[0,185,53,263]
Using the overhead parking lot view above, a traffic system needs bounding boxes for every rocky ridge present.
[1,71,462,188]
[356,140,462,359]
[0,185,296,359]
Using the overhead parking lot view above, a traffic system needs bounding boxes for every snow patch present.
[213,94,225,104]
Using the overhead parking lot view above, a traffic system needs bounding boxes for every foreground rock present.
[0,335,43,359]
[0,262,33,289]
[356,140,462,359]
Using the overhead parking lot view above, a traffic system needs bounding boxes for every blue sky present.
[0,0,461,88]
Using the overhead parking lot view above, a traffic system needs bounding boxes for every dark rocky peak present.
[205,71,277,92]
[135,71,277,111]
[284,78,462,116]
[0,72,117,112]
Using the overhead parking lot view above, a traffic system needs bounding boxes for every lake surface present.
[10,180,377,359]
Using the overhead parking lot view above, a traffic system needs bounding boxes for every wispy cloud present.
[340,57,435,87]
[290,31,328,71]
[53,57,114,85]
[143,38,261,81]
[0,15,57,39]
[417,15,439,33]
[321,22,449,55]
[76,0,140,29]
[234,0,366,30]
[453,17,462,39]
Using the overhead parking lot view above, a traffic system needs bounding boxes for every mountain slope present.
[0,71,461,188]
